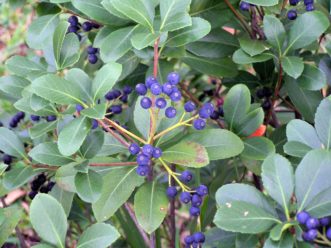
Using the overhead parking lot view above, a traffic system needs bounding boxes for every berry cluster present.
[296,211,331,243]
[9,111,25,128]
[256,87,272,111]
[288,0,315,20]
[30,114,57,123]
[128,143,162,176]
[105,85,133,106]
[87,46,99,64]
[29,174,55,200]
[184,232,205,248]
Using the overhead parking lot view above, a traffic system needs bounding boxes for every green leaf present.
[182,53,238,78]
[183,129,244,160]
[239,36,269,57]
[49,185,74,217]
[281,56,304,79]
[31,74,85,105]
[75,170,103,203]
[58,116,91,156]
[14,97,57,117]
[55,163,77,192]
[261,154,294,213]
[166,17,211,47]
[203,228,236,248]
[92,62,122,102]
[264,233,294,248]
[0,206,23,246]
[80,131,105,159]
[0,75,30,98]
[77,223,120,248]
[30,94,50,112]
[297,64,327,90]
[269,222,296,241]
[263,15,286,53]
[214,201,279,234]
[5,56,46,78]
[29,142,74,166]
[131,25,159,50]
[305,187,331,218]
[295,149,331,211]
[30,194,67,248]
[283,141,312,158]
[223,84,251,131]
[98,134,128,156]
[286,11,329,52]
[233,49,273,64]
[242,137,275,160]
[65,68,93,104]
[0,127,26,159]
[29,121,58,139]
[3,164,38,190]
[162,141,209,168]
[160,0,191,32]
[81,103,107,119]
[92,167,144,221]
[236,234,259,248]
[109,0,155,31]
[134,181,168,234]
[100,26,137,62]
[236,108,264,136]
[244,0,279,6]
[26,14,59,49]
[315,97,331,148]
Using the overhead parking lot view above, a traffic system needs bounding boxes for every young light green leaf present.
[0,127,26,159]
[160,0,191,32]
[134,181,168,234]
[0,75,30,98]
[81,103,107,119]
[281,56,304,79]
[75,170,103,203]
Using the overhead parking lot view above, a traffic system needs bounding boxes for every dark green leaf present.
[283,141,312,157]
[0,127,26,159]
[297,64,326,90]
[242,137,275,160]
[239,36,269,57]
[233,49,273,64]
[263,15,286,53]
[3,164,38,190]
[315,97,331,148]
[80,131,105,159]
[0,206,23,246]
[29,121,58,139]
[81,103,107,119]
[281,56,304,79]
[75,170,103,203]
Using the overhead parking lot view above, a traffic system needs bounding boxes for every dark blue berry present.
[184,235,194,245]
[3,154,12,165]
[76,104,84,112]
[92,23,101,29]
[28,191,38,200]
[91,119,98,129]
[305,229,318,241]
[167,72,180,85]
[136,165,150,176]
[256,88,265,99]
[191,194,202,207]
[287,9,297,20]
[68,25,79,33]
[170,90,182,102]
[9,120,18,128]
[165,107,177,118]
[326,227,331,240]
[82,21,93,32]
[140,97,152,109]
[263,87,272,98]
[30,115,40,122]
[105,89,121,101]
[219,106,224,117]
[289,0,299,5]
[47,181,56,191]
[304,0,313,4]
[199,107,211,119]
[129,143,140,155]
[193,119,206,130]
[297,211,310,225]
[87,46,98,54]
[123,85,133,94]
[152,147,162,158]
[193,232,205,243]
[184,101,196,112]
[150,83,162,95]
[189,206,200,216]
[136,83,147,95]
[88,54,98,64]
[305,3,314,11]
[46,115,57,122]
[156,98,167,109]
[204,102,214,113]
[262,99,272,110]
[210,111,220,120]
[0,121,3,127]
[162,82,173,95]
[17,111,25,119]
[136,154,150,166]
[196,185,208,196]
[306,217,320,229]
[142,144,154,157]
[109,105,122,114]
[120,94,128,103]
[40,186,49,193]
[179,192,191,204]
[320,217,330,226]
[239,1,250,11]
[166,186,177,198]
[145,76,158,88]
[68,16,79,25]
[180,170,193,183]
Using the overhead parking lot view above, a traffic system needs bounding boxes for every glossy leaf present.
[0,127,26,159]
[239,36,269,57]
[281,56,304,79]
[0,75,30,98]
[3,164,38,190]
[297,64,326,90]
[315,97,331,148]
[0,206,23,246]
[29,121,58,139]
[80,131,105,159]
[233,49,273,64]
[49,185,74,217]
[305,187,331,218]
[242,137,275,160]
[244,0,279,6]
[81,103,107,119]
[75,170,103,203]
[65,68,93,104]
[263,15,286,53]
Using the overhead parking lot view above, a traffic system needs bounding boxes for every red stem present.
[97,119,129,147]
[103,118,135,144]
[90,162,137,167]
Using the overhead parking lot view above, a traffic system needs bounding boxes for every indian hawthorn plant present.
[0,0,331,247]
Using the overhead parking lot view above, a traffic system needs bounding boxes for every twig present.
[169,164,176,248]
[97,119,129,147]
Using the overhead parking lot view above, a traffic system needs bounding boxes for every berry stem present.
[89,162,137,167]
[317,231,331,246]
[103,118,135,144]
[97,119,129,147]
[169,164,176,248]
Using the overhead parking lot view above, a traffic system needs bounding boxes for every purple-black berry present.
[68,16,79,25]
[306,217,320,229]
[82,21,93,32]
[320,217,330,226]
[87,46,98,54]
[152,147,162,158]
[179,192,191,204]
[145,76,158,88]
[140,97,152,109]
[88,54,98,64]
[193,232,205,243]
[305,3,314,11]
[297,211,310,225]
[191,194,202,207]
[239,1,250,11]
[136,165,150,176]
[184,101,196,113]
[189,206,200,216]
[305,229,318,241]
[166,186,177,198]
[184,235,194,245]
[3,154,12,165]
[76,104,84,112]
[196,185,208,196]
[150,83,162,96]
[287,9,297,20]
[289,0,299,5]
[326,227,331,240]
[46,115,57,122]
[68,25,79,33]
[142,144,154,157]
[162,82,173,95]
[193,118,206,130]
[123,85,133,95]
[109,105,122,114]
[165,107,177,118]
[180,170,193,183]
[28,191,38,200]
[136,83,148,95]
[136,154,150,166]
[91,119,98,129]
[156,98,167,109]
[167,72,180,85]
[129,143,140,155]
[169,90,182,102]
[30,115,40,122]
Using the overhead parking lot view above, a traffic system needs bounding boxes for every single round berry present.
[9,120,18,128]
[162,82,173,95]
[306,217,320,229]
[167,72,180,85]
[68,25,79,33]
[136,154,150,166]
[36,174,46,184]
[17,111,25,119]
[46,115,57,122]
[76,104,84,112]
[152,147,162,158]
[305,229,318,241]
[287,9,297,20]
[91,119,98,129]
[305,3,314,11]
[129,143,140,155]
[196,184,208,196]
[140,97,152,109]
[256,88,265,99]
[109,105,122,114]
[145,76,158,88]
[136,165,150,177]
[326,227,331,240]
[39,186,49,193]
[193,118,206,130]
[3,154,12,165]
[165,107,177,118]
[180,192,192,204]
[170,91,182,102]
[156,97,167,109]
[184,235,194,245]
[203,102,214,113]
[68,16,79,25]
[191,194,202,207]
[239,1,250,11]
[28,191,38,200]
[30,115,40,122]
[184,101,196,113]
[166,186,177,198]
[31,181,41,191]
[82,21,93,32]
[210,111,220,120]
[180,170,193,183]
[142,144,154,157]
[123,85,133,95]
[189,206,200,216]
[105,89,121,100]
[193,232,205,243]
[296,211,310,225]
[289,0,299,5]
[88,54,98,64]
[136,83,147,95]
[199,107,212,119]
[150,83,162,95]
[319,217,330,226]
[87,46,98,54]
